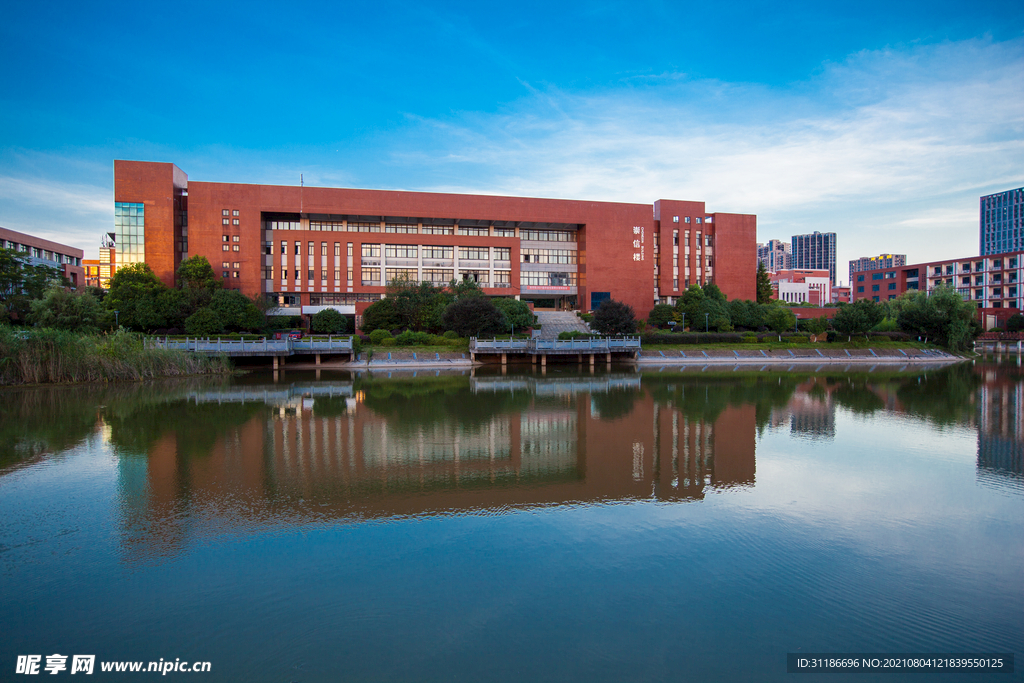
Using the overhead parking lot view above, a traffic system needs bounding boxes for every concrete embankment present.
[280,346,963,370]
[635,347,961,364]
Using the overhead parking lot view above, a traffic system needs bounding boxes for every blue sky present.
[1,0,1022,282]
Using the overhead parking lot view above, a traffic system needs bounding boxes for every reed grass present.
[0,327,231,385]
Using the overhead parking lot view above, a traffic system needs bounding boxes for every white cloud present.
[0,175,112,256]
[392,38,1024,276]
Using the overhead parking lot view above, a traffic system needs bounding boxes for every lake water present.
[1,362,1021,681]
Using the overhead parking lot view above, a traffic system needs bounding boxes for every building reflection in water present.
[110,373,758,560]
[976,367,1024,488]
[103,363,1024,561]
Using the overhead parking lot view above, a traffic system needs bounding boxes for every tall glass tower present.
[791,231,837,286]
[980,187,1024,256]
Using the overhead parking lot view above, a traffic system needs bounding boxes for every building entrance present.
[522,295,577,311]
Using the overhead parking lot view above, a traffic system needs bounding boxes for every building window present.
[362,268,381,285]
[459,246,490,261]
[307,270,314,281]
[361,244,381,258]
[421,245,453,260]
[385,267,418,281]
[232,210,239,216]
[232,271,239,279]
[223,218,229,225]
[232,245,239,252]
[222,245,229,252]
[321,269,328,281]
[385,223,417,234]
[888,283,896,290]
[294,242,301,255]
[420,225,453,235]
[334,269,341,282]
[422,268,454,284]
[493,247,511,262]
[334,243,341,256]
[385,244,418,259]
[222,210,229,216]
[232,235,239,242]
[308,242,314,256]
[232,219,239,225]
[457,226,489,237]
[222,261,230,268]
[857,274,864,282]
[222,271,228,278]
[493,228,515,237]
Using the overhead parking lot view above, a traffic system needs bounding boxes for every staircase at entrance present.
[533,311,592,339]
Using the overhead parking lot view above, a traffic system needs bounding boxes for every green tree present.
[728,299,766,331]
[896,286,980,351]
[29,286,111,333]
[756,262,773,304]
[806,314,830,336]
[647,303,676,329]
[441,296,507,337]
[765,305,797,334]
[492,297,536,333]
[832,299,884,337]
[184,307,223,335]
[702,282,726,302]
[177,255,221,292]
[592,299,637,335]
[106,262,171,331]
[0,247,68,322]
[361,297,403,333]
[311,308,348,334]
[207,289,264,332]
[1006,313,1024,332]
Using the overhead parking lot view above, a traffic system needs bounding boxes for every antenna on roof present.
[300,174,304,187]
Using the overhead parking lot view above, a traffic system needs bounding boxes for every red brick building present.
[851,250,1023,329]
[0,226,84,288]
[113,160,756,322]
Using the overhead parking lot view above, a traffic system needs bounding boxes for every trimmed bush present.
[369,329,392,345]
[442,330,459,339]
[380,337,397,347]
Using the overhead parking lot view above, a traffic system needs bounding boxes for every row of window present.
[265,241,512,261]
[1,241,81,265]
[285,220,522,238]
[521,249,578,264]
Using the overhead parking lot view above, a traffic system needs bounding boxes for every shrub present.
[442,330,459,339]
[396,330,432,345]
[350,336,362,353]
[369,329,392,345]
[380,337,397,347]
[441,297,507,338]
[310,308,348,334]
[492,297,536,332]
[787,335,810,343]
[592,299,637,335]
[184,308,223,335]
[647,304,676,329]
[361,298,402,333]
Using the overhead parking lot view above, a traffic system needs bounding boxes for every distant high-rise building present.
[980,187,1024,256]
[792,232,837,285]
[849,254,906,287]
[756,239,791,272]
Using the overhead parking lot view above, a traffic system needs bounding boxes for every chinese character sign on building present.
[632,226,645,262]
